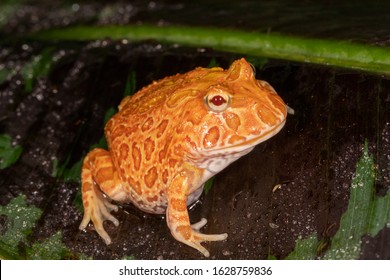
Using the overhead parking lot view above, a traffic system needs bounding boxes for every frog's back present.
[117,67,224,115]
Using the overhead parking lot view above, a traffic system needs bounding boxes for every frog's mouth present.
[211,118,286,155]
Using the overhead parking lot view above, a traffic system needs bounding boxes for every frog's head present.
[178,58,287,174]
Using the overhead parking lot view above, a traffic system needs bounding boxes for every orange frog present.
[79,58,287,257]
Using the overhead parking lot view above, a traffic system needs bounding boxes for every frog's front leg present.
[79,148,122,244]
[166,171,228,257]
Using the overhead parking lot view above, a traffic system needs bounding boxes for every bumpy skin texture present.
[79,58,287,257]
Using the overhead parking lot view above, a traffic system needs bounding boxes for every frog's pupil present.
[210,95,226,106]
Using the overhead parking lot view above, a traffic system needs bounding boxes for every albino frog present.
[79,58,287,257]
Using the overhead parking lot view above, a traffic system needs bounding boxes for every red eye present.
[210,95,226,106]
[205,93,230,112]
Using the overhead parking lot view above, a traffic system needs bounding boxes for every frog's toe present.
[103,198,119,212]
[89,216,112,245]
[186,231,228,258]
[98,199,119,226]
[188,240,210,258]
[191,218,228,241]
[191,218,208,231]
[79,193,119,243]
[194,231,228,242]
[172,223,228,257]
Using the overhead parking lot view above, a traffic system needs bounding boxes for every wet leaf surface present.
[0,134,23,169]
[0,196,42,259]
[26,231,69,260]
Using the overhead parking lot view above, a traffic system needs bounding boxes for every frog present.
[79,58,287,257]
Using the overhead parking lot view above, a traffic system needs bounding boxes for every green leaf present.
[0,4,18,28]
[0,67,11,84]
[20,47,54,93]
[62,158,83,182]
[285,234,318,260]
[31,24,390,75]
[26,231,68,260]
[245,56,269,70]
[51,158,60,177]
[285,141,390,260]
[323,141,377,259]
[207,58,219,68]
[267,254,278,260]
[204,177,215,195]
[0,134,23,169]
[123,71,137,97]
[103,107,117,125]
[52,154,83,182]
[368,191,390,237]
[366,157,390,238]
[77,253,93,260]
[0,196,42,259]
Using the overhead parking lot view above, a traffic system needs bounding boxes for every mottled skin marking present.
[141,117,154,132]
[79,58,287,257]
[131,143,141,171]
[144,137,155,161]
[203,126,220,148]
[224,112,241,131]
[144,166,158,188]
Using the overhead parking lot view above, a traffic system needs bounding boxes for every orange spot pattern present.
[144,166,158,188]
[157,119,168,138]
[203,126,220,148]
[131,143,141,171]
[144,137,155,161]
[142,117,154,132]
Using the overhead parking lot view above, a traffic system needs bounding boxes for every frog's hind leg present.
[167,172,228,257]
[79,148,121,245]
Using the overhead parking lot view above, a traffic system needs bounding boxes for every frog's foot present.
[80,148,124,244]
[79,183,119,244]
[171,217,228,257]
[167,172,228,257]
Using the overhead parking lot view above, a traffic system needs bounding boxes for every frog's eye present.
[205,93,231,112]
